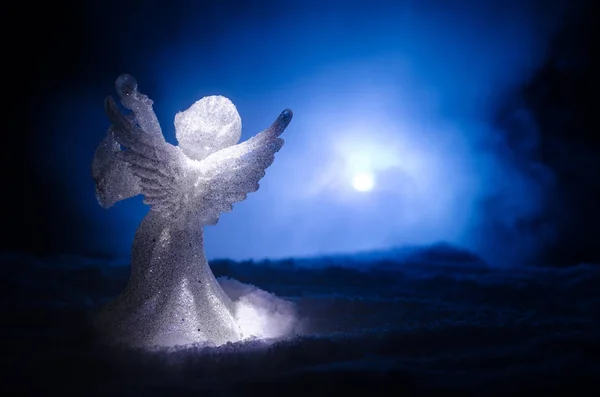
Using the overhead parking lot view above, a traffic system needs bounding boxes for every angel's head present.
[175,95,242,161]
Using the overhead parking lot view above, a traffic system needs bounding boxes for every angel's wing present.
[105,94,292,223]
[193,109,293,224]
[104,95,188,216]
[91,129,142,209]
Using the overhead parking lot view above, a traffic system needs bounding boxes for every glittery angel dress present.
[92,74,292,348]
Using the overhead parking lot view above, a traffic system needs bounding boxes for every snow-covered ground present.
[2,246,599,395]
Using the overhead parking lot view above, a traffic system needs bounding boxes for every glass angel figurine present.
[92,74,292,348]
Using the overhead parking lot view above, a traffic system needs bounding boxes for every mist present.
[22,0,584,266]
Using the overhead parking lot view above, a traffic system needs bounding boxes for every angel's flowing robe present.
[95,210,241,347]
[93,134,242,347]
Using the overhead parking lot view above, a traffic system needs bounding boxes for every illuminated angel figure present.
[92,74,292,348]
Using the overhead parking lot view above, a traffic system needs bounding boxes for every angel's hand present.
[114,73,164,140]
[265,109,293,139]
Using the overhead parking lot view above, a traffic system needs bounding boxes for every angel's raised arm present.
[113,74,164,140]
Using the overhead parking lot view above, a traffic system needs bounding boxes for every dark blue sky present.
[17,0,598,266]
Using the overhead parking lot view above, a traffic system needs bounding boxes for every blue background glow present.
[24,0,590,266]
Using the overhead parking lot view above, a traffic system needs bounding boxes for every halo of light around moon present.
[352,172,375,192]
